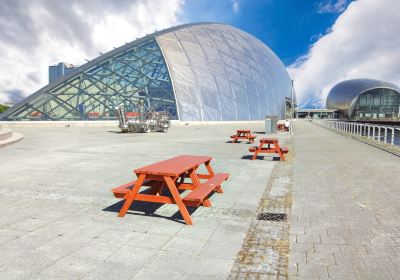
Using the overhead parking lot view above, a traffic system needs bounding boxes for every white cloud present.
[317,0,348,14]
[231,0,240,13]
[0,0,184,103]
[289,0,400,107]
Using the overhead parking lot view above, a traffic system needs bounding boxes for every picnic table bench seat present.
[281,147,289,154]
[248,146,289,153]
[183,173,229,207]
[230,134,256,139]
[112,179,156,198]
[249,146,257,152]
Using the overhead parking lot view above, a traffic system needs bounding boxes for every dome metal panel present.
[326,78,400,117]
[156,23,292,121]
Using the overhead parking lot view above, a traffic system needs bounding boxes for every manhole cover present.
[257,212,286,221]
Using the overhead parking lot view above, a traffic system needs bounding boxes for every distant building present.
[295,108,338,119]
[48,62,76,83]
[326,79,400,122]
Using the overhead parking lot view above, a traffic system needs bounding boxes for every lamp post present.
[290,80,295,135]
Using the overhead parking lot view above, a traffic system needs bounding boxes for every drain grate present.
[257,212,286,221]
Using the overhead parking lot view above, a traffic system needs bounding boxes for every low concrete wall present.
[170,120,265,125]
[0,120,265,128]
[0,121,119,128]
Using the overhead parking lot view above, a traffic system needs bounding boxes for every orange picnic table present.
[248,138,289,161]
[230,129,256,143]
[111,155,229,225]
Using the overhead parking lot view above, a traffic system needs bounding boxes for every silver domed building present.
[1,22,292,121]
[326,79,400,121]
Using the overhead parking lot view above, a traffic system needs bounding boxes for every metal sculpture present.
[115,101,170,133]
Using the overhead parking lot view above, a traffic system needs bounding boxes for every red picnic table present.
[111,155,229,225]
[248,138,289,161]
[230,129,256,143]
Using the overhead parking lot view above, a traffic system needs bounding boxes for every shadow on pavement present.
[103,188,198,224]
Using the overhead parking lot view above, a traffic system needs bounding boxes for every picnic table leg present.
[246,132,254,143]
[202,199,212,207]
[205,161,215,177]
[250,133,255,143]
[271,142,286,161]
[149,181,165,196]
[188,168,214,207]
[118,173,146,217]
[251,142,263,160]
[164,176,193,225]
[276,147,286,161]
[204,161,223,193]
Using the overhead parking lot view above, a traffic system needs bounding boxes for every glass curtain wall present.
[354,88,400,120]
[4,39,177,120]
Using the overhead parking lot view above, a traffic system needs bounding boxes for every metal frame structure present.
[1,39,177,120]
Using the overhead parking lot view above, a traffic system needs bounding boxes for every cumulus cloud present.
[289,0,400,107]
[0,0,184,103]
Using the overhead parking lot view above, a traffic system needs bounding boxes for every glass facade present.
[3,39,177,120]
[1,23,292,121]
[326,79,400,121]
[354,88,400,120]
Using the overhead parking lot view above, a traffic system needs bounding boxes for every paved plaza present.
[0,123,287,279]
[1,120,400,279]
[289,121,400,280]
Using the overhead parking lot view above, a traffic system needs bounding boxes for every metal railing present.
[315,120,400,146]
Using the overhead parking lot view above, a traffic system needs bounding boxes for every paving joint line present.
[228,137,294,280]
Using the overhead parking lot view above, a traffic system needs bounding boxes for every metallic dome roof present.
[156,22,292,121]
[326,78,400,117]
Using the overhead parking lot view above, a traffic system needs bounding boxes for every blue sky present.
[181,0,351,66]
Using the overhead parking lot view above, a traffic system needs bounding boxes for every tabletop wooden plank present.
[237,129,251,133]
[260,137,279,143]
[134,155,212,177]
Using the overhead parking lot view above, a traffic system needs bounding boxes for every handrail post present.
[384,127,387,144]
[377,126,381,142]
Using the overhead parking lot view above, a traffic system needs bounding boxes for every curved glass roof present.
[1,22,292,121]
[1,39,176,120]
[326,78,400,117]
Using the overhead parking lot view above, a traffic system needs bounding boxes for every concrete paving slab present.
[0,123,286,279]
[290,120,400,280]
